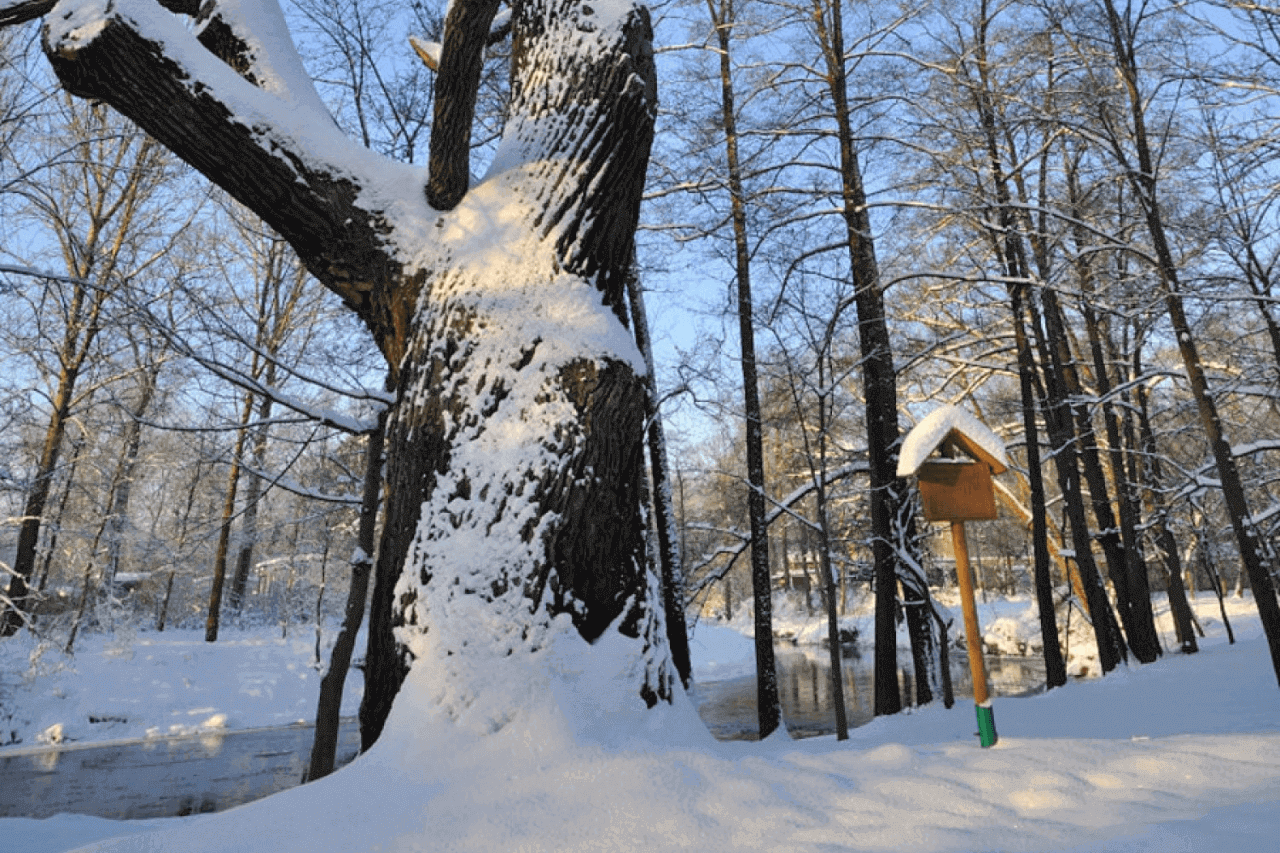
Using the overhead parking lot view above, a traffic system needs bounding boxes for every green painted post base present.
[975,703,997,747]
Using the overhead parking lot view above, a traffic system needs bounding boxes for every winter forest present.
[1,0,1280,847]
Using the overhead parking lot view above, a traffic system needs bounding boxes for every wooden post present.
[951,520,996,746]
[899,408,1009,747]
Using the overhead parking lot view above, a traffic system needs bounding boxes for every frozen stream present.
[1,648,1046,820]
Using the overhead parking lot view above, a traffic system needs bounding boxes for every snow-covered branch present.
[685,461,870,594]
[38,0,428,362]
[192,0,333,122]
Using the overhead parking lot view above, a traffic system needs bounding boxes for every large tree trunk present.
[973,130,1127,672]
[31,0,671,744]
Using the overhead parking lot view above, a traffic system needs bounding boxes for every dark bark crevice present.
[541,358,649,642]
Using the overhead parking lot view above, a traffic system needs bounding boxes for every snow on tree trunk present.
[31,0,672,734]
[364,0,673,732]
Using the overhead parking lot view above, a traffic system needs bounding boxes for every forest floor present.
[1,591,1277,852]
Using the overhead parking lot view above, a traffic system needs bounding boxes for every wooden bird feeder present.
[916,432,1007,523]
[899,406,1008,747]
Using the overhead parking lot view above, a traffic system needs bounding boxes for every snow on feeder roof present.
[897,404,1008,478]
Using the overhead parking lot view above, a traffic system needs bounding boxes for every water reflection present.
[694,645,1046,740]
[0,720,360,820]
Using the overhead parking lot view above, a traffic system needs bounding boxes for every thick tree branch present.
[193,0,333,121]
[506,0,657,315]
[427,0,502,210]
[41,0,424,366]
[410,11,512,73]
[1,0,196,28]
[0,0,54,26]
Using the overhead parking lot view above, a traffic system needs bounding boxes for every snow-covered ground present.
[2,592,1278,853]
[0,628,364,751]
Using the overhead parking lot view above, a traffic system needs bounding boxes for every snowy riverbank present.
[1,628,365,752]
[2,592,1278,852]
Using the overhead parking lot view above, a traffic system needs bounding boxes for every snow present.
[194,0,334,121]
[686,622,757,680]
[898,404,1010,477]
[0,628,364,750]
[2,594,1278,853]
[12,7,1280,848]
[408,36,442,70]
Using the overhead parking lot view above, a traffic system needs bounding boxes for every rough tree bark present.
[10,0,673,739]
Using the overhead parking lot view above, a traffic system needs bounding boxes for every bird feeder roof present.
[897,404,1009,477]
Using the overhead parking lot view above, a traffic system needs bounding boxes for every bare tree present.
[702,0,783,738]
[1087,0,1280,683]
[0,103,179,634]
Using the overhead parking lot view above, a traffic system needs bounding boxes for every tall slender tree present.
[705,0,782,738]
[1089,0,1280,682]
[805,0,921,714]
